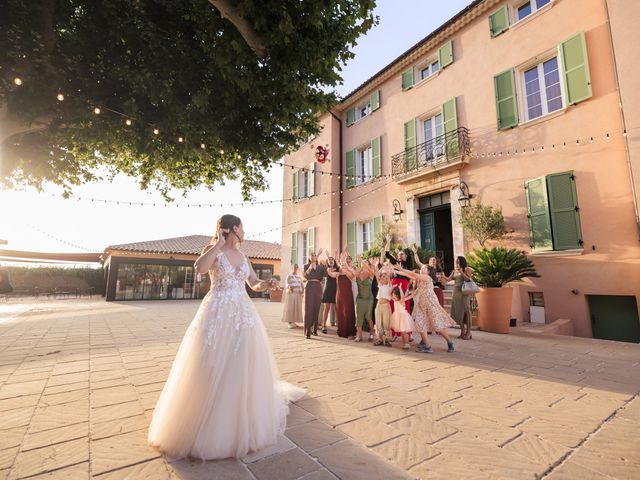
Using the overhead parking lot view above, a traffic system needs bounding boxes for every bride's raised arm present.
[246,260,278,292]
[194,227,227,274]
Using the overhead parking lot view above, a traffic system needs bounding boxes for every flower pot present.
[269,289,283,302]
[475,287,513,334]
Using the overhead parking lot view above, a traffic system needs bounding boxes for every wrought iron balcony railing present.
[391,126,471,178]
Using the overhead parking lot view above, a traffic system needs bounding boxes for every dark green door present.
[588,295,640,343]
[420,212,435,252]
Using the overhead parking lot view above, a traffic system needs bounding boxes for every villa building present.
[281,0,640,342]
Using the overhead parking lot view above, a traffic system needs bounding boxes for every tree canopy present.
[0,0,377,199]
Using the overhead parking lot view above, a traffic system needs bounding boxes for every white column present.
[450,185,465,257]
[405,196,419,245]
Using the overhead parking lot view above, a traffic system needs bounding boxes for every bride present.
[148,214,305,460]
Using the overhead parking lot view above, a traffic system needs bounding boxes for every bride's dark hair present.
[213,214,242,242]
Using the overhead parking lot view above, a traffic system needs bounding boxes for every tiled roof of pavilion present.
[106,235,281,260]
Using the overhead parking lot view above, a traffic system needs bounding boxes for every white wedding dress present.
[147,251,305,460]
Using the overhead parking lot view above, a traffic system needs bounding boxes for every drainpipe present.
[329,110,343,251]
[604,0,640,240]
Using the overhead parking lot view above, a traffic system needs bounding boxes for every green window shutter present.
[292,171,298,201]
[371,136,381,178]
[442,97,459,158]
[547,171,583,250]
[525,177,553,252]
[494,68,519,130]
[291,232,298,265]
[401,68,414,91]
[346,149,356,188]
[373,216,382,240]
[370,90,380,111]
[347,222,356,259]
[346,107,356,126]
[560,32,592,105]
[404,119,417,171]
[489,6,510,38]
[307,162,315,197]
[438,40,454,69]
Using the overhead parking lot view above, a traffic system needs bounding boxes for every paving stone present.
[337,417,403,448]
[0,380,47,400]
[390,414,458,445]
[8,437,88,480]
[28,400,89,433]
[545,459,618,480]
[286,420,347,452]
[241,434,296,464]
[97,458,170,479]
[91,385,139,408]
[407,401,460,421]
[296,469,338,480]
[285,404,316,428]
[246,447,319,480]
[90,429,160,475]
[26,462,89,479]
[168,457,254,480]
[313,439,413,480]
[0,407,35,430]
[0,428,26,452]
[22,422,88,451]
[0,447,18,471]
[91,400,145,423]
[502,432,569,467]
[372,434,439,470]
[296,398,365,427]
[46,371,89,387]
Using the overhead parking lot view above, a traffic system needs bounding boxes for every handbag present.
[461,279,479,295]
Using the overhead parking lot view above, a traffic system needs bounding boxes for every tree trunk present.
[208,0,267,58]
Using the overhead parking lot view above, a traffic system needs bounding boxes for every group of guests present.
[282,235,475,353]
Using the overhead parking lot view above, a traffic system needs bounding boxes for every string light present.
[13,77,23,85]
[623,129,628,137]
[606,133,610,140]
[93,107,101,114]
[125,119,132,126]
[56,93,65,101]
[220,149,224,155]
[200,143,206,149]
[178,136,184,143]
[153,128,159,135]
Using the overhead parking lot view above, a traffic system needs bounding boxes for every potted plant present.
[466,247,540,334]
[268,275,283,302]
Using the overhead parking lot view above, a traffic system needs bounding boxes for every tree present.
[459,203,508,247]
[0,0,377,199]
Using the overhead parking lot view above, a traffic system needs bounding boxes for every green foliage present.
[466,247,540,288]
[460,204,508,247]
[4,266,104,291]
[0,0,377,199]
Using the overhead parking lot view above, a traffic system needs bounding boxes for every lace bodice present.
[210,251,250,295]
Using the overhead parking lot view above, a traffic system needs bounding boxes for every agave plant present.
[466,247,540,288]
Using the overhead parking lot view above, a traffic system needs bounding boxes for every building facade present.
[103,235,281,301]
[282,0,640,341]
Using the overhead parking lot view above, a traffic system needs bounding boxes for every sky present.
[0,0,471,259]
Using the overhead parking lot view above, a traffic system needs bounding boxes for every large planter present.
[269,289,283,303]
[475,287,513,334]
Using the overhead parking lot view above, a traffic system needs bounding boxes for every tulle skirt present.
[148,290,305,460]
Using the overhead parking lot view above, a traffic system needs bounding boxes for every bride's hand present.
[216,227,229,245]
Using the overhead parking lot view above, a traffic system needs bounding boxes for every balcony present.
[391,127,471,181]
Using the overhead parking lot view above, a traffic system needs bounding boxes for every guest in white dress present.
[282,266,303,328]
[147,215,305,460]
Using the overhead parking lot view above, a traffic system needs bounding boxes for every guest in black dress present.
[321,256,338,334]
[303,252,326,339]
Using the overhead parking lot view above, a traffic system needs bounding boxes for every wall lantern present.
[392,199,404,223]
[458,181,474,208]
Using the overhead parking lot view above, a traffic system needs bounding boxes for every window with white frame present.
[293,163,316,201]
[521,56,563,122]
[421,113,445,159]
[358,220,374,253]
[301,231,308,265]
[355,145,373,185]
[418,59,440,82]
[515,0,551,22]
[356,100,371,121]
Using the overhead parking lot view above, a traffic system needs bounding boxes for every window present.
[516,0,551,21]
[361,221,373,253]
[292,162,315,201]
[355,146,372,185]
[419,59,440,81]
[421,113,445,159]
[525,171,582,252]
[357,101,371,121]
[301,231,308,265]
[522,57,563,121]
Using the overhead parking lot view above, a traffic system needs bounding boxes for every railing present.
[391,126,471,177]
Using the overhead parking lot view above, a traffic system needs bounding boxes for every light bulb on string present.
[94,107,101,114]
[56,93,65,101]
[153,128,159,135]
[623,130,628,137]
[552,144,555,150]
[220,149,224,155]
[562,142,566,149]
[589,137,594,143]
[13,77,23,86]
[201,143,206,149]
[606,133,610,140]
[125,119,132,126]
[178,136,184,143]
[576,139,580,145]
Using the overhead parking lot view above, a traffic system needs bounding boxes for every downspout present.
[329,110,343,250]
[604,0,640,240]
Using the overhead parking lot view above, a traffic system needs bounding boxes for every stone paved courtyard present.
[0,298,639,480]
